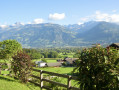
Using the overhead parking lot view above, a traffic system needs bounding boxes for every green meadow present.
[0,75,40,90]
[32,58,58,63]
[59,53,75,58]
[34,67,74,74]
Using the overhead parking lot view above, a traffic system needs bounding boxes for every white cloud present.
[33,18,44,24]
[78,22,83,25]
[94,11,119,23]
[78,11,119,24]
[49,13,65,20]
[26,18,44,24]
[109,14,119,23]
[0,25,8,28]
[94,11,110,22]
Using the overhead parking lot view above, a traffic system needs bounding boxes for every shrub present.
[11,52,32,83]
[73,46,119,89]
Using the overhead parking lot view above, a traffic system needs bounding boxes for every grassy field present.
[0,75,40,90]
[59,53,75,58]
[34,67,74,74]
[32,58,58,63]
[0,66,79,89]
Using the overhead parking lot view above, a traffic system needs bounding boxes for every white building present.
[35,61,47,67]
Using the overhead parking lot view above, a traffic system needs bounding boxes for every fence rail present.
[0,63,12,76]
[30,69,80,90]
[0,68,12,76]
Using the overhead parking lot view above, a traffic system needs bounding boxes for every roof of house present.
[47,62,62,67]
[64,58,78,64]
[109,43,119,48]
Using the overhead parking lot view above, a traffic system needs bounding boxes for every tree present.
[48,51,58,58]
[0,40,22,60]
[23,48,42,59]
[43,52,49,58]
[30,52,42,59]
[73,46,119,89]
[12,52,32,83]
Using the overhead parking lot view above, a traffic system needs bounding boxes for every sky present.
[0,0,119,27]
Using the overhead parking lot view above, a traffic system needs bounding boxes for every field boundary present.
[0,63,12,76]
[29,69,80,90]
[0,68,12,76]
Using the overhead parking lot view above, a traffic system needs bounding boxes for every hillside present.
[76,21,119,45]
[0,75,40,90]
[0,23,76,48]
[0,21,119,48]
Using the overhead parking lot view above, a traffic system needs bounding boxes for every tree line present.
[23,47,81,59]
[0,39,80,60]
[23,48,59,59]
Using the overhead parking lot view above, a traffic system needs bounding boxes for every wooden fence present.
[0,63,80,90]
[0,68,12,76]
[29,69,80,90]
[0,63,12,76]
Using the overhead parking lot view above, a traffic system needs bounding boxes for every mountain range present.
[0,21,119,48]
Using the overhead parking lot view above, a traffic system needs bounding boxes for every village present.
[34,43,119,68]
[35,57,78,67]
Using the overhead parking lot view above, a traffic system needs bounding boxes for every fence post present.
[0,67,1,75]
[0,63,1,75]
[67,75,71,90]
[40,70,43,90]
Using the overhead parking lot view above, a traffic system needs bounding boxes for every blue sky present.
[0,0,119,26]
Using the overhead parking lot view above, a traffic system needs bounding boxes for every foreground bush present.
[73,46,119,89]
[11,52,32,83]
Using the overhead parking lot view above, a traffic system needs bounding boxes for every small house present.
[35,61,47,67]
[109,43,119,49]
[63,57,78,66]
